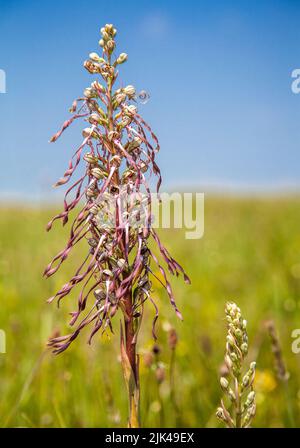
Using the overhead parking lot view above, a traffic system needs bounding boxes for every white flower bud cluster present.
[216,302,256,428]
[112,85,136,109]
[99,24,117,54]
[225,302,248,376]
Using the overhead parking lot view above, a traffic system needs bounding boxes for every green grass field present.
[0,195,300,427]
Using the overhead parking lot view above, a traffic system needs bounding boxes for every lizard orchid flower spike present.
[44,23,190,427]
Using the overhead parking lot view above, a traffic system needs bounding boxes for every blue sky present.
[0,0,299,199]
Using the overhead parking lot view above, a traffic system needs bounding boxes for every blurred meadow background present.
[1,196,300,427]
[1,0,300,428]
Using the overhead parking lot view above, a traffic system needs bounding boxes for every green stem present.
[235,377,242,428]
[123,290,140,428]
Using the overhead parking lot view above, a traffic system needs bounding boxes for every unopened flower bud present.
[220,377,229,390]
[234,328,243,340]
[88,113,102,125]
[84,60,101,74]
[245,391,255,407]
[102,31,109,41]
[91,81,105,93]
[241,342,248,355]
[140,161,148,173]
[115,93,126,105]
[89,52,105,63]
[242,374,250,388]
[83,152,98,164]
[90,205,99,215]
[224,354,232,369]
[117,258,126,269]
[216,407,226,422]
[117,53,128,64]
[91,167,104,180]
[250,361,256,371]
[105,24,114,33]
[82,127,94,138]
[124,85,136,98]
[86,187,96,198]
[125,104,137,116]
[94,289,106,301]
[230,352,238,362]
[84,87,97,98]
[226,334,235,347]
[106,39,115,51]
[110,155,121,166]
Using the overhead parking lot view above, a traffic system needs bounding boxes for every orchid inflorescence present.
[44,23,190,355]
[216,302,256,428]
